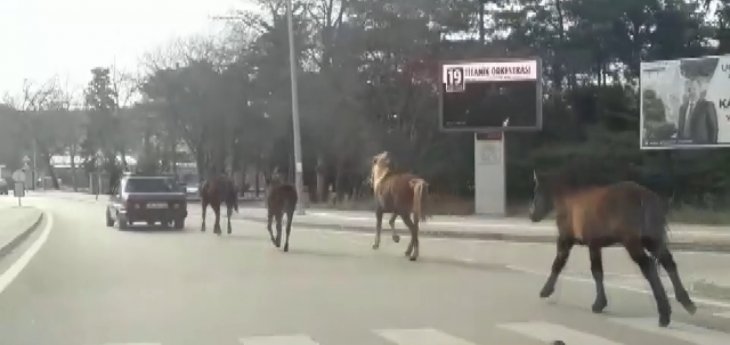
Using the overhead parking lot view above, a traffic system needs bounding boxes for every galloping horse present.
[265,172,298,252]
[529,169,696,327]
[370,151,429,261]
[200,174,238,235]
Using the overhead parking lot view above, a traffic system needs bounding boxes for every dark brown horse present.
[370,151,429,261]
[265,171,298,252]
[529,169,696,327]
[200,174,238,235]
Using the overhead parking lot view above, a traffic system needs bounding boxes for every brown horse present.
[265,173,298,252]
[370,151,429,261]
[200,174,238,235]
[529,169,696,327]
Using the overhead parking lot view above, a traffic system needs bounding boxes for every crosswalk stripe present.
[375,328,478,345]
[608,317,730,345]
[239,334,319,345]
[497,321,623,345]
[714,311,730,319]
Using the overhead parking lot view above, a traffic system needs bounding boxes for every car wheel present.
[106,210,114,227]
[174,218,185,229]
[117,213,128,230]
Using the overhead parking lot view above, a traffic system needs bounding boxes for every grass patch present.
[310,195,730,226]
[667,206,730,225]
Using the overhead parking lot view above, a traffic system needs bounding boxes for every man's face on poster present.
[686,78,706,101]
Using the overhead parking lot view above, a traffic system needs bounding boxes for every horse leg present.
[226,204,233,234]
[648,242,697,314]
[540,236,574,298]
[201,199,208,232]
[626,240,671,327]
[589,245,608,313]
[283,208,294,252]
[213,203,221,235]
[274,212,283,248]
[400,212,419,261]
[266,208,276,245]
[372,207,384,250]
[389,213,400,243]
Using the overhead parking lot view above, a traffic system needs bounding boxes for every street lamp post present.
[286,0,305,215]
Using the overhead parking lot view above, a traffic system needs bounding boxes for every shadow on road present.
[119,224,188,233]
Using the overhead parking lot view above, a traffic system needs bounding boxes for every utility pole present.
[209,6,306,214]
[286,0,305,215]
[32,140,37,190]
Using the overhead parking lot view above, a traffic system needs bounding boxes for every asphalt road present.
[0,193,729,345]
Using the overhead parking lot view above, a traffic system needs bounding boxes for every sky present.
[0,0,258,101]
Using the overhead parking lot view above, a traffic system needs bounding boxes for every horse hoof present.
[683,301,697,315]
[539,286,554,298]
[392,235,400,243]
[372,244,379,250]
[284,245,289,252]
[659,314,670,327]
[592,299,607,313]
[409,256,417,262]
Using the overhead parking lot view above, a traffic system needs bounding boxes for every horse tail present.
[410,178,429,222]
[229,182,239,213]
[287,185,298,215]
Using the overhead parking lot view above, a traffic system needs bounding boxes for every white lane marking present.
[104,343,160,345]
[507,264,730,309]
[609,317,730,345]
[0,212,52,295]
[498,321,623,345]
[375,328,477,345]
[239,334,320,345]
[713,311,730,319]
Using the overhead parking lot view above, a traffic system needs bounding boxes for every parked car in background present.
[106,174,188,230]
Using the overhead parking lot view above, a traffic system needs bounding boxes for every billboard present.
[439,58,543,132]
[640,55,730,149]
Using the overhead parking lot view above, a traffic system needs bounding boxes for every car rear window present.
[124,178,174,193]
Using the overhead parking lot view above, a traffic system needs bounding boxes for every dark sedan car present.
[106,175,188,230]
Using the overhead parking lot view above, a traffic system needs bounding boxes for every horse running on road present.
[529,168,696,327]
[370,151,429,261]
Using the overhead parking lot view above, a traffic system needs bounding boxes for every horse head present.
[529,169,553,222]
[370,151,394,190]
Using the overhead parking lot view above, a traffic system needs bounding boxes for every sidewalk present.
[232,207,730,252]
[0,204,44,259]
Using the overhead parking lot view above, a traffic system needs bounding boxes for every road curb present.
[0,209,44,260]
[243,216,730,253]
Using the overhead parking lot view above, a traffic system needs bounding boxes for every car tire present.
[174,218,185,229]
[117,213,128,230]
[106,210,114,227]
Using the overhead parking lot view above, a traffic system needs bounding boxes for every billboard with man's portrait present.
[640,55,730,149]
